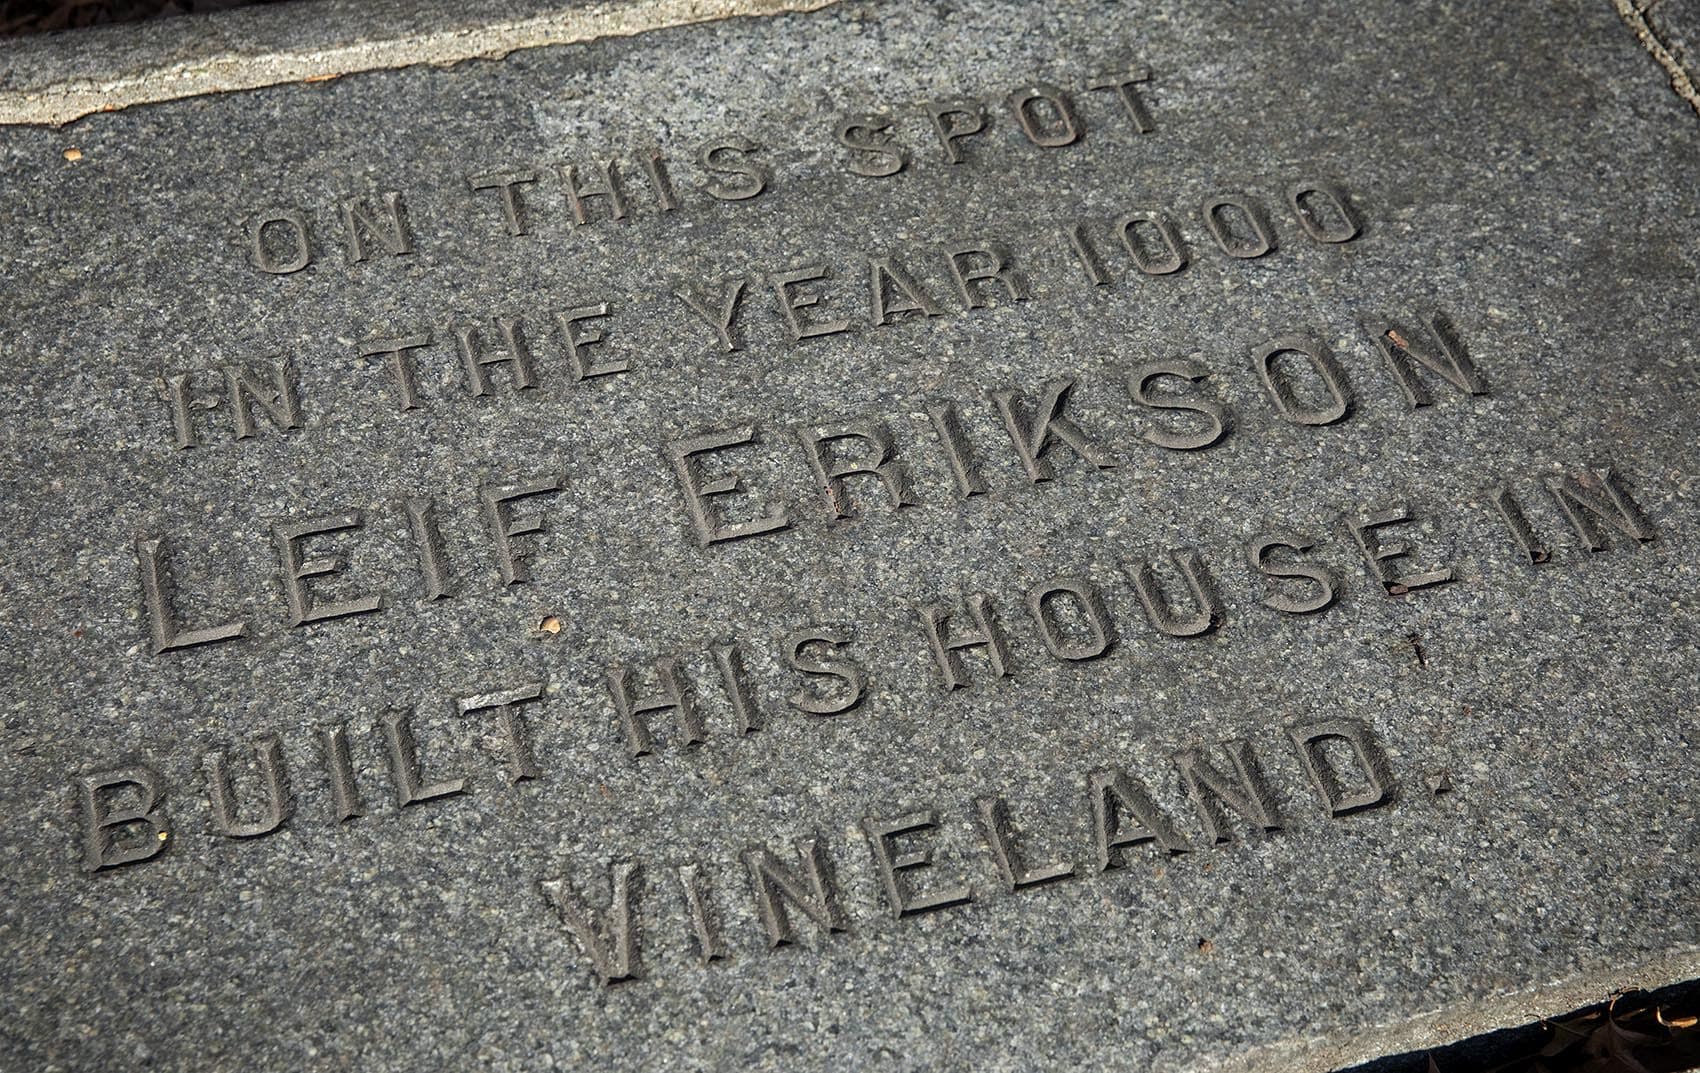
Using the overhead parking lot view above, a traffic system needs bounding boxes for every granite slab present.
[1,1,1698,1070]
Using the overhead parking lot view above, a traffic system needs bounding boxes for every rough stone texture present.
[0,2,1697,1071]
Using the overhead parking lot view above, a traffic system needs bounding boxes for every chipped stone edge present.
[0,0,844,127]
[1211,945,1700,1073]
[1611,0,1700,117]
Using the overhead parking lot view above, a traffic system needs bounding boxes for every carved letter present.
[925,99,985,163]
[358,332,431,411]
[248,209,310,273]
[542,861,642,985]
[798,420,917,521]
[640,147,681,212]
[1129,358,1230,450]
[1122,548,1223,637]
[1545,468,1657,551]
[977,795,1075,891]
[78,766,170,870]
[273,513,384,626]
[1064,223,1109,286]
[560,160,628,225]
[697,137,768,201]
[868,256,943,326]
[675,278,746,353]
[772,265,851,340]
[383,707,466,806]
[1346,504,1455,593]
[224,359,302,439]
[677,862,726,965]
[1174,740,1281,843]
[1202,193,1276,258]
[1246,533,1338,614]
[481,479,562,585]
[710,641,763,735]
[1087,767,1187,869]
[1026,577,1114,661]
[838,115,907,177]
[1007,84,1081,147]
[454,318,539,397]
[667,425,793,545]
[919,593,1010,690]
[785,629,866,715]
[927,400,989,498]
[606,658,701,756]
[1116,211,1187,275]
[161,372,198,449]
[742,835,849,947]
[322,723,364,822]
[204,734,291,838]
[1369,312,1486,409]
[1288,719,1397,816]
[136,536,247,654]
[556,303,625,380]
[1254,334,1352,426]
[942,242,1027,308]
[340,191,414,263]
[467,171,539,236]
[405,496,455,599]
[1288,181,1362,243]
[862,810,973,918]
[991,377,1116,481]
[1087,68,1156,133]
[1490,486,1551,564]
[458,681,547,783]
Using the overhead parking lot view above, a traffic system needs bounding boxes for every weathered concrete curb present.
[0,0,843,127]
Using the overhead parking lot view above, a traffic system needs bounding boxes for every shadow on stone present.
[0,0,292,37]
[1339,982,1700,1073]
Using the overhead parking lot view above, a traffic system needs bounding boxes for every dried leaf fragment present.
[1657,1008,1699,1030]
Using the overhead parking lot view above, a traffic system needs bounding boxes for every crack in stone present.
[1612,0,1700,117]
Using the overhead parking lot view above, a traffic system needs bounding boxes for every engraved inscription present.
[43,42,1683,1015]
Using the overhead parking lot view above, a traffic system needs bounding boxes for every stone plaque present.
[2,1,1697,1070]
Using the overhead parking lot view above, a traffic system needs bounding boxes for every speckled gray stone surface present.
[1,2,1698,1071]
